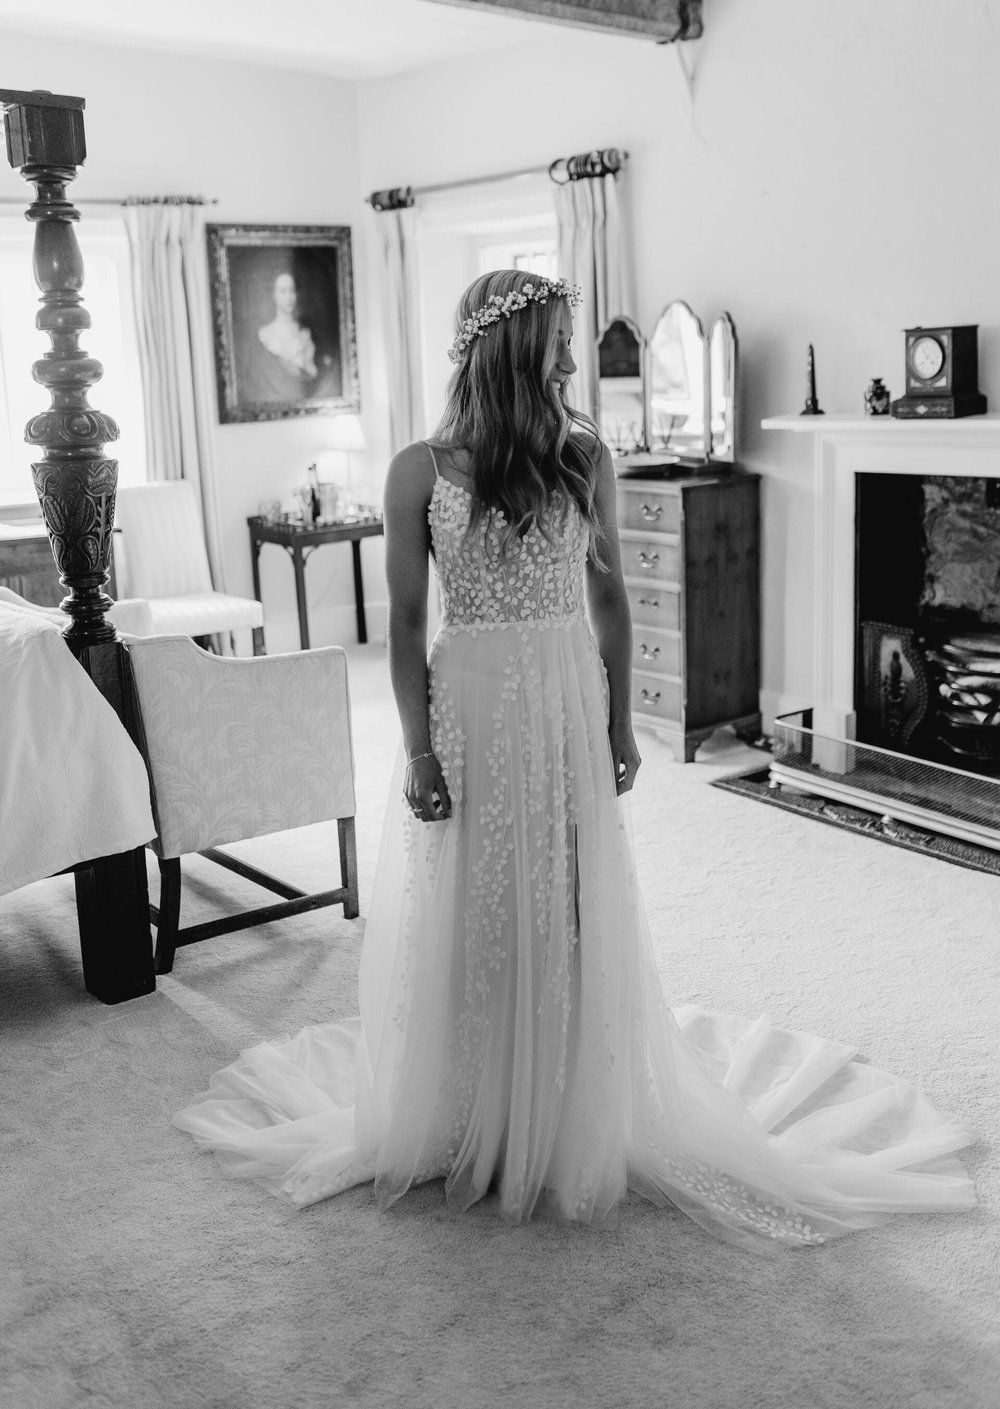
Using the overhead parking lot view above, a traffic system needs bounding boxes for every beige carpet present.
[1,643,997,1409]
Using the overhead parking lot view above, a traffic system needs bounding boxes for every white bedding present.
[0,606,155,898]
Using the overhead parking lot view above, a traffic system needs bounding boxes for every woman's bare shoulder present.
[570,426,611,472]
[569,424,604,449]
[424,440,472,478]
[385,442,436,510]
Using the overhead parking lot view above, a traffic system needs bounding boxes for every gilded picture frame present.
[206,223,360,424]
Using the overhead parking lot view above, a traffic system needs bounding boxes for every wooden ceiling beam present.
[425,0,702,44]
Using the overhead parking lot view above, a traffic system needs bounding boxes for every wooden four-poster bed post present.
[0,87,155,1003]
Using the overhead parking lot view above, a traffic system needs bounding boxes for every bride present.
[175,270,975,1251]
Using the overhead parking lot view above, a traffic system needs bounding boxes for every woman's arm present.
[584,441,642,795]
[383,443,452,821]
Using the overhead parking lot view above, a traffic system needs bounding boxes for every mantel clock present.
[891,325,987,419]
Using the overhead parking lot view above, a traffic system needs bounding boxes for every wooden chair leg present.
[252,625,266,656]
[338,817,359,919]
[154,856,183,974]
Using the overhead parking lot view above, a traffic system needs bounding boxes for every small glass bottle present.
[307,463,322,522]
[864,377,891,416]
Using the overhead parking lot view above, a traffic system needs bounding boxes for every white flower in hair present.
[447,277,583,363]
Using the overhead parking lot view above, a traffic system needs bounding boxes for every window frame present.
[0,214,147,514]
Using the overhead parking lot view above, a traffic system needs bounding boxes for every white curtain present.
[372,205,424,456]
[554,173,632,425]
[122,200,226,590]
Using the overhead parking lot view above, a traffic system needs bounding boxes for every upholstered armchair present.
[115,481,265,654]
[126,634,358,974]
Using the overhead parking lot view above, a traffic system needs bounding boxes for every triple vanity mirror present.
[597,302,738,467]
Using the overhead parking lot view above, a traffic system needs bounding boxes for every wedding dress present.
[174,447,975,1252]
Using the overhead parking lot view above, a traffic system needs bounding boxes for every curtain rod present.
[0,195,218,207]
[368,147,627,211]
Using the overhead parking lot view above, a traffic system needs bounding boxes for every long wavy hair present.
[433,269,604,563]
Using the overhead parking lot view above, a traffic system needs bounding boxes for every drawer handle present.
[639,644,660,662]
[637,551,660,570]
[637,596,660,608]
[639,503,663,522]
[640,688,661,705]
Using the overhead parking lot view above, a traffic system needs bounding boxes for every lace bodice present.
[428,476,588,627]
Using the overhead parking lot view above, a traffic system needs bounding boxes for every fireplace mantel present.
[762,413,1000,740]
[762,412,1000,436]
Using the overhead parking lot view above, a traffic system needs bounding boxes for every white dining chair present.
[115,481,265,654]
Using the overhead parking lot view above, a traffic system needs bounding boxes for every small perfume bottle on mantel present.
[864,378,891,416]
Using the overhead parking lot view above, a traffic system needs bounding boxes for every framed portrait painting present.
[206,223,360,423]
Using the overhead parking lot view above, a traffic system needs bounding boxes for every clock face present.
[910,335,946,381]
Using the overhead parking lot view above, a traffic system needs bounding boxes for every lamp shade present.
[328,416,366,452]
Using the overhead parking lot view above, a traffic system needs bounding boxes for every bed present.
[0,604,155,898]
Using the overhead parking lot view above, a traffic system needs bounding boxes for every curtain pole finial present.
[549,148,628,185]
[368,186,415,212]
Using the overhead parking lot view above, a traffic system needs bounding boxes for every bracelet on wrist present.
[407,751,436,765]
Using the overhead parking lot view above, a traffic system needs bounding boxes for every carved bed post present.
[0,87,154,1004]
[0,88,117,642]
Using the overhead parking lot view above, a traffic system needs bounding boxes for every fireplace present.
[761,414,1000,849]
[856,472,1000,769]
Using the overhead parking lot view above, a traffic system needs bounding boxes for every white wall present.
[0,32,378,652]
[7,3,999,697]
[357,0,1000,723]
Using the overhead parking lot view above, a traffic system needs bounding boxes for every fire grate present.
[770,709,1000,852]
[712,767,1000,877]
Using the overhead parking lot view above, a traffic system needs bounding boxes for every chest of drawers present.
[0,523,62,605]
[616,468,761,762]
[0,522,120,607]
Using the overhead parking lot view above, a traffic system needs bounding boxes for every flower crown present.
[447,276,583,364]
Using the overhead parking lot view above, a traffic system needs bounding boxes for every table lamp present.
[325,415,367,511]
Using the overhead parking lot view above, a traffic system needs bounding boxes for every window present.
[477,238,558,280]
[415,181,561,435]
[0,216,147,506]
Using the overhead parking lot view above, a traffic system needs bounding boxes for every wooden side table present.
[248,515,384,650]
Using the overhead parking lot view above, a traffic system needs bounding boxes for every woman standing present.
[175,271,974,1250]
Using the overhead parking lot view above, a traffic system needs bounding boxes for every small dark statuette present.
[864,377,891,416]
[800,343,824,416]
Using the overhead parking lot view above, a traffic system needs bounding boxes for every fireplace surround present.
[761,413,1000,849]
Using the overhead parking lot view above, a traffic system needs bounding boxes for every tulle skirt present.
[174,616,975,1252]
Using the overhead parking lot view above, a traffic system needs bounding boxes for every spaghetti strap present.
[424,441,441,478]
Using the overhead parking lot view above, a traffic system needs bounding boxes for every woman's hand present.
[609,721,641,796]
[404,752,452,822]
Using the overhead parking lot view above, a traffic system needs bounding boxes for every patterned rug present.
[712,767,1000,878]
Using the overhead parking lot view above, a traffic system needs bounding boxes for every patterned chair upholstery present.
[115,481,265,654]
[127,633,358,974]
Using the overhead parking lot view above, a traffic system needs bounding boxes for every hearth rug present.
[175,759,975,1254]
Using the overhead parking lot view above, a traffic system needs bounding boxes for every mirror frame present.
[708,311,738,464]
[645,299,710,465]
[595,314,648,457]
